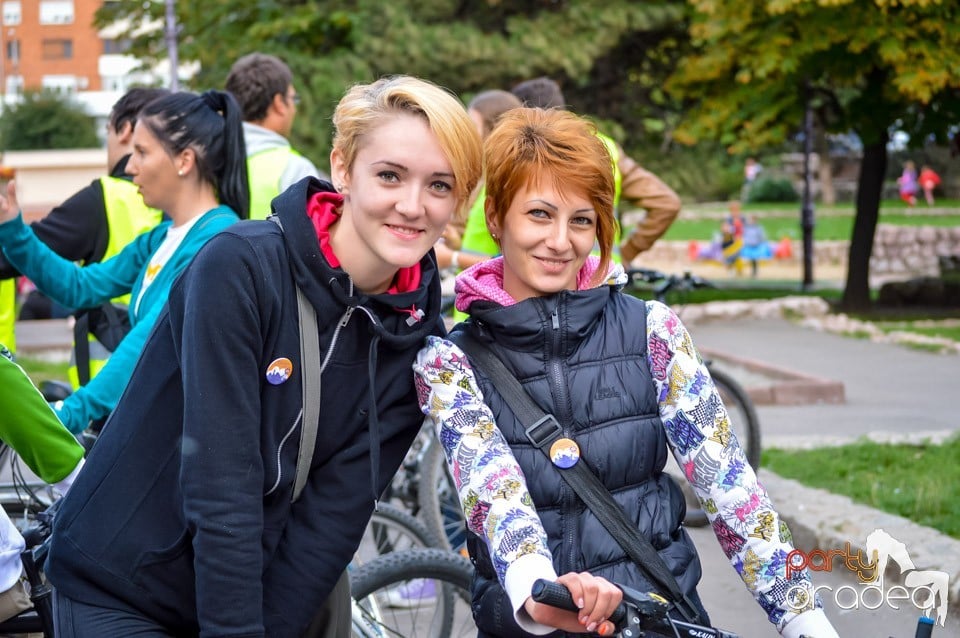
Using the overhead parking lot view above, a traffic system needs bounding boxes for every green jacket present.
[0,344,83,484]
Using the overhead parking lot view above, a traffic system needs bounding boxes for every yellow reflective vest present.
[0,280,15,353]
[67,176,162,388]
[247,146,300,220]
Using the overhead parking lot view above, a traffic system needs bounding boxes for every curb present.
[759,469,960,608]
[699,346,845,406]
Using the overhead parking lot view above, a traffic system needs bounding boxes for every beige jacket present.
[617,148,681,264]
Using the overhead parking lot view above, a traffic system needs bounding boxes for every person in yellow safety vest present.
[0,88,168,380]
[225,52,326,220]
[434,90,523,323]
[0,281,13,352]
[511,77,681,265]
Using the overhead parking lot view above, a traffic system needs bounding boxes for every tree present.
[667,0,960,311]
[94,0,686,171]
[0,90,100,151]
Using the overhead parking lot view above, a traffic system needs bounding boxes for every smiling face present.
[126,121,181,212]
[329,112,457,293]
[490,178,597,302]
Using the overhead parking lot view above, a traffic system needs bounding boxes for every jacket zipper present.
[544,296,579,576]
[268,293,356,496]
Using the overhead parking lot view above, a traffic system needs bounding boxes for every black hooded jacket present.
[47,177,445,637]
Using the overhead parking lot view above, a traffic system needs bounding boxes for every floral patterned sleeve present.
[645,300,832,636]
[414,336,558,634]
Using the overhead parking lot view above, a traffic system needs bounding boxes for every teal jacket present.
[0,206,238,433]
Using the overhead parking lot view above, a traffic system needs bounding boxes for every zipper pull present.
[551,307,560,330]
[339,306,355,328]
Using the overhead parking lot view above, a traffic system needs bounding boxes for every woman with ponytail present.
[0,90,247,434]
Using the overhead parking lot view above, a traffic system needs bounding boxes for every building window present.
[2,1,20,25]
[5,74,23,96]
[39,0,74,25]
[42,38,73,60]
[41,74,78,93]
[5,39,19,64]
[102,39,132,55]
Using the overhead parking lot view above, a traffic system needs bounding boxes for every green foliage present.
[745,175,798,203]
[95,0,688,169]
[764,435,960,538]
[635,143,744,202]
[0,91,100,151]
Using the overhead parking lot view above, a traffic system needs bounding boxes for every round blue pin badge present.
[266,357,293,385]
[549,437,580,469]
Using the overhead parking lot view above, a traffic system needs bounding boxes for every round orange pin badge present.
[266,357,293,385]
[549,437,580,468]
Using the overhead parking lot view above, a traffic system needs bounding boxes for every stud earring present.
[178,170,184,177]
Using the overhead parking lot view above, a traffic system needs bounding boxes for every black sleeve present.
[0,180,109,279]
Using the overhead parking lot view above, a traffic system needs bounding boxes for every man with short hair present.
[225,52,324,219]
[511,76,681,264]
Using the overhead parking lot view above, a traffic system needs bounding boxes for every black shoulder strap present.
[453,332,701,623]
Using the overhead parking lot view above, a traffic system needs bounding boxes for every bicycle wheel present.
[355,501,440,567]
[350,548,475,638]
[417,438,467,553]
[708,365,762,469]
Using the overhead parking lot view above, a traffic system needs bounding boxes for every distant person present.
[0,88,168,360]
[741,157,763,201]
[918,164,941,206]
[0,90,247,434]
[720,219,744,275]
[435,89,522,275]
[511,76,681,265]
[897,160,918,206]
[726,199,745,238]
[225,52,325,219]
[740,214,771,277]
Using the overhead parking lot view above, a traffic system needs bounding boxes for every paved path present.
[686,317,959,449]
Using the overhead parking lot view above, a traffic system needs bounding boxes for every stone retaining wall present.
[647,224,960,279]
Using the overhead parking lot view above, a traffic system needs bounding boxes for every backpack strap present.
[268,214,320,503]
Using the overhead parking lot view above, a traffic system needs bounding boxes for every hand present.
[523,572,622,635]
[0,180,21,224]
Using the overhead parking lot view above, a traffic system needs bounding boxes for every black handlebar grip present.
[531,579,626,626]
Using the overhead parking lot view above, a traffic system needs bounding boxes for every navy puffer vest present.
[454,284,703,637]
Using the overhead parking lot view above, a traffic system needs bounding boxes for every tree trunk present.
[841,133,887,312]
[815,126,835,205]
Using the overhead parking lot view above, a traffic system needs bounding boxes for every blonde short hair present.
[332,76,482,216]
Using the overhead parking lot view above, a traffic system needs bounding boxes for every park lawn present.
[660,210,960,242]
[15,356,70,385]
[763,435,960,539]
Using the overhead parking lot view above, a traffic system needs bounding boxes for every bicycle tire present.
[357,501,440,566]
[417,438,467,553]
[707,366,762,470]
[350,548,475,638]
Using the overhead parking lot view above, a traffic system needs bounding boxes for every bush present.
[745,175,799,203]
[0,90,99,151]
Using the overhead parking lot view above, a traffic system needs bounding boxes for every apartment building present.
[0,0,178,122]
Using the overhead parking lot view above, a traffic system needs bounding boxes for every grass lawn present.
[763,435,960,539]
[660,209,960,242]
[15,356,70,385]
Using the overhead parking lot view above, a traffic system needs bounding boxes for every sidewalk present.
[684,316,960,634]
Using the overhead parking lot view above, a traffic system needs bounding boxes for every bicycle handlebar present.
[532,579,740,638]
[624,268,715,303]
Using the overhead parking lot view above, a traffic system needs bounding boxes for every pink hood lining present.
[454,255,617,312]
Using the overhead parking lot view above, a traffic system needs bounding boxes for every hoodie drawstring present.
[366,335,382,510]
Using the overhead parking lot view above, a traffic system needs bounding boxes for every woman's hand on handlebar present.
[523,571,622,635]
